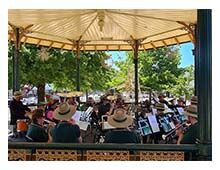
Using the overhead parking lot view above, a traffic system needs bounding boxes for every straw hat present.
[54,102,76,121]
[107,95,117,101]
[107,108,133,128]
[13,91,23,98]
[191,96,198,105]
[155,103,165,111]
[184,105,197,118]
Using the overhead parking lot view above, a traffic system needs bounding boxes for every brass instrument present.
[57,91,83,97]
[106,95,117,101]
[162,121,189,140]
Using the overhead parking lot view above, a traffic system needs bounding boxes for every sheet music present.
[152,108,157,115]
[76,121,90,131]
[138,119,152,136]
[72,110,82,121]
[164,108,174,113]
[101,115,116,129]
[147,114,160,133]
[102,122,116,130]
[169,121,176,129]
[85,107,93,114]
[176,107,184,115]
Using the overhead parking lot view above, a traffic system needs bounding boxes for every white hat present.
[54,102,76,121]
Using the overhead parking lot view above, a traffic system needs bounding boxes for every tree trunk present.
[37,83,45,103]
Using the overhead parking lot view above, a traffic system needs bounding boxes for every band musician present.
[176,105,198,144]
[9,91,31,138]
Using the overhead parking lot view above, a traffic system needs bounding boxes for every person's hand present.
[105,112,111,116]
[175,127,184,137]
[48,122,56,127]
[25,111,32,118]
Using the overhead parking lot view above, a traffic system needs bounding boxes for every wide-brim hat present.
[108,108,133,128]
[191,96,198,105]
[184,105,197,118]
[155,103,165,111]
[13,91,23,98]
[54,102,76,121]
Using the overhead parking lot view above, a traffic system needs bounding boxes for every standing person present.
[9,91,31,138]
[50,102,82,143]
[104,108,140,143]
[176,105,198,144]
[26,109,49,142]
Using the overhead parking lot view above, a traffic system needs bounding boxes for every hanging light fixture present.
[38,47,50,61]
[97,10,105,32]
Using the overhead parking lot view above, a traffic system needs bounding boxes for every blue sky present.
[107,42,194,68]
[178,42,194,67]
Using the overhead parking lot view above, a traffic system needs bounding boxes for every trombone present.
[162,121,189,140]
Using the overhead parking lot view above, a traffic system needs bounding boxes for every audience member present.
[104,108,140,143]
[50,102,82,143]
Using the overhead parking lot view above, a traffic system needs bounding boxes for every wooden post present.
[133,40,139,106]
[13,27,20,92]
[76,41,80,104]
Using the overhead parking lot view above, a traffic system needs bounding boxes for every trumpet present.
[162,121,189,140]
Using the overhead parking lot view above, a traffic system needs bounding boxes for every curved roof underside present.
[8,9,197,51]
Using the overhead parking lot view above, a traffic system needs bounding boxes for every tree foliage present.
[8,43,113,100]
[169,65,194,99]
[8,43,194,99]
[107,47,194,97]
[138,47,184,91]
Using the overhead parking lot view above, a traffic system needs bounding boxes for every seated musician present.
[176,105,198,144]
[26,109,49,142]
[81,96,95,111]
[175,97,185,108]
[50,102,82,143]
[104,108,140,143]
[90,103,100,125]
[158,94,170,107]
[152,103,167,144]
[98,95,113,119]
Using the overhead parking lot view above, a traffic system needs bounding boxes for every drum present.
[16,119,28,132]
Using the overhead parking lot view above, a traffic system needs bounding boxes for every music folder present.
[101,115,115,130]
[147,113,160,133]
[75,121,90,131]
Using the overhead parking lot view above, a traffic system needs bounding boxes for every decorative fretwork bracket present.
[177,21,196,45]
[8,22,33,49]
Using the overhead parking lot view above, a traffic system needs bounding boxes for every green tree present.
[106,56,134,91]
[8,43,13,90]
[170,65,194,99]
[18,45,67,102]
[138,47,183,92]
[108,47,184,95]
[8,43,113,102]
